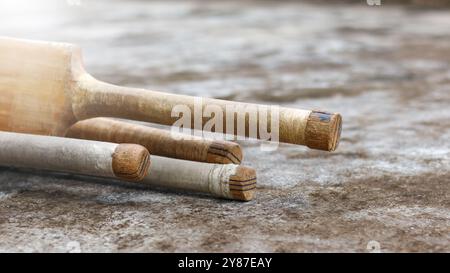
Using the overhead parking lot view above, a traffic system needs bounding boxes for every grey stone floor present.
[0,0,449,252]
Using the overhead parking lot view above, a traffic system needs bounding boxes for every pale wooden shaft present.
[66,118,243,164]
[141,156,256,201]
[73,74,312,146]
[0,131,150,181]
[0,131,116,177]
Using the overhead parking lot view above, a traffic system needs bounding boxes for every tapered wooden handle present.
[0,131,150,181]
[66,118,242,164]
[140,156,256,201]
[72,75,342,151]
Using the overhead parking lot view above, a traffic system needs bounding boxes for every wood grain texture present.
[66,118,242,164]
[112,144,150,181]
[305,111,342,151]
[206,140,242,164]
[228,166,256,201]
[0,37,77,136]
[0,37,342,151]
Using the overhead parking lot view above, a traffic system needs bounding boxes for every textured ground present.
[0,0,449,252]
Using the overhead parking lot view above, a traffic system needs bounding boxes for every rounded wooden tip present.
[228,166,256,201]
[112,144,150,181]
[206,141,243,164]
[305,110,342,151]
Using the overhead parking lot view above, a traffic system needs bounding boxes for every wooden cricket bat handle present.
[0,131,150,181]
[66,118,242,164]
[72,75,342,151]
[140,156,256,201]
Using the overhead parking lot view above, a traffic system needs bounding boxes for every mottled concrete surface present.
[0,0,449,252]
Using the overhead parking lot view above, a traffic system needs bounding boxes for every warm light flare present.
[0,0,54,14]
[0,0,74,36]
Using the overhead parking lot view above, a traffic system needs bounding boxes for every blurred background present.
[0,0,449,252]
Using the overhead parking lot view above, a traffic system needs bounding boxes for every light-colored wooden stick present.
[0,37,342,151]
[139,156,256,201]
[66,119,254,200]
[66,118,243,164]
[0,131,150,181]
[0,130,252,201]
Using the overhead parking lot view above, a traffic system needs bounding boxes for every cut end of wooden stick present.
[228,166,256,201]
[206,140,243,164]
[112,144,150,181]
[305,110,342,152]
